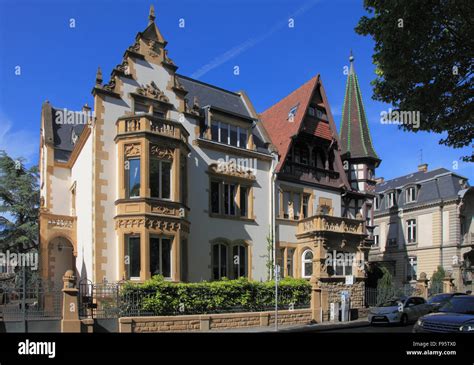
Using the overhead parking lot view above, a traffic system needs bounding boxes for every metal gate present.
[0,271,62,332]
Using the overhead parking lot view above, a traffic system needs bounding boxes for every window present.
[373,235,379,247]
[150,236,172,278]
[232,245,247,278]
[211,181,220,213]
[238,128,248,148]
[407,219,417,243]
[287,248,294,277]
[407,257,417,281]
[211,121,248,149]
[387,191,396,208]
[374,196,380,210]
[127,158,140,198]
[240,186,248,217]
[406,187,417,203]
[308,106,315,116]
[293,193,301,220]
[125,236,140,279]
[150,159,171,199]
[283,191,290,218]
[212,243,228,280]
[211,180,250,218]
[302,250,313,278]
[223,183,236,215]
[134,100,150,114]
[302,194,310,219]
[288,106,298,119]
[327,251,353,276]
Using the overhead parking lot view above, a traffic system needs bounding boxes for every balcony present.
[296,214,366,238]
[116,115,189,144]
[280,161,339,185]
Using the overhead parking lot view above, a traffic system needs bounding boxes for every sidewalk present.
[213,317,370,333]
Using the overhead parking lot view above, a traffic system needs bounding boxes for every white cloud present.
[0,113,38,164]
[191,0,321,79]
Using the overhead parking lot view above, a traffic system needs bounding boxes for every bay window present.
[150,236,172,278]
[125,235,141,279]
[126,158,141,198]
[150,159,171,199]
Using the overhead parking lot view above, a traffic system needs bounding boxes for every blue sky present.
[0,0,472,182]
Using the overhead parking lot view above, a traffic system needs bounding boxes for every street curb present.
[276,320,370,333]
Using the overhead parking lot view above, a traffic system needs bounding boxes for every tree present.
[431,266,446,292]
[356,1,474,162]
[0,151,39,253]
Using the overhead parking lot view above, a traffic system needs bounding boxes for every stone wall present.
[319,279,365,309]
[119,309,312,333]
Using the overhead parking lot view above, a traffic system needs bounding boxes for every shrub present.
[120,276,311,316]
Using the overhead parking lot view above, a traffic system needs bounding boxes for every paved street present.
[317,323,414,333]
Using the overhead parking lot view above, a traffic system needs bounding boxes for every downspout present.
[270,152,278,331]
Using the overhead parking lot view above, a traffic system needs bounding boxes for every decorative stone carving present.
[128,41,140,53]
[103,77,116,92]
[115,217,188,233]
[125,143,141,157]
[185,96,200,116]
[209,162,256,180]
[151,204,177,216]
[174,77,186,92]
[136,81,169,103]
[48,219,73,229]
[150,145,174,160]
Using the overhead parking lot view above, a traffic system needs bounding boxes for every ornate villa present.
[38,6,474,312]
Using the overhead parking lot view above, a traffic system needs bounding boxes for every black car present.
[413,296,474,333]
[427,292,467,312]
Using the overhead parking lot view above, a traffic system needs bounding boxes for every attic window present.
[308,107,315,116]
[288,106,298,120]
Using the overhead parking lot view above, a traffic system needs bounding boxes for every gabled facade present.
[39,7,274,285]
[38,8,381,313]
[260,64,378,309]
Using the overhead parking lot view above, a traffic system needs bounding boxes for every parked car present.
[427,292,467,312]
[368,296,431,325]
[413,295,474,333]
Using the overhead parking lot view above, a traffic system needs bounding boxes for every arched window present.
[232,244,247,278]
[212,243,228,280]
[302,249,313,278]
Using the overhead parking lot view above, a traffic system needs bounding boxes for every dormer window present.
[406,186,417,203]
[308,106,315,116]
[387,191,396,208]
[210,120,248,149]
[374,196,380,210]
[288,106,298,120]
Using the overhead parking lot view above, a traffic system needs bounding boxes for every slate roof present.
[375,167,469,212]
[339,56,379,161]
[177,75,253,120]
[42,102,86,163]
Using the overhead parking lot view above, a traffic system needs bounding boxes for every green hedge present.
[120,276,311,316]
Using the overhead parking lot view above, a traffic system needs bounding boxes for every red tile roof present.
[260,74,336,171]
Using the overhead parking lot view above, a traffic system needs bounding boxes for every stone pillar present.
[443,273,455,293]
[310,281,322,323]
[310,236,327,323]
[61,270,81,333]
[451,264,463,292]
[416,272,429,299]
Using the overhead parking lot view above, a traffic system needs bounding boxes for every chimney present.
[375,177,384,184]
[418,163,428,172]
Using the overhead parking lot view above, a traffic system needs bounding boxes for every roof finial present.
[96,66,103,85]
[148,5,156,25]
[349,50,354,63]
